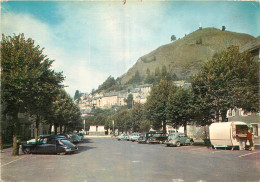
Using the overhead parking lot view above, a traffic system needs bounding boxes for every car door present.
[44,139,57,154]
[179,134,187,144]
[34,138,48,153]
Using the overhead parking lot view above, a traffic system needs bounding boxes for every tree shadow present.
[75,145,96,153]
[80,138,93,144]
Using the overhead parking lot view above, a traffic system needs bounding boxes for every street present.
[1,137,260,182]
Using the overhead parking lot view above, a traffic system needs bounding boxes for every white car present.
[117,134,128,141]
[129,133,140,142]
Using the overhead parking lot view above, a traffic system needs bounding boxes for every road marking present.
[131,160,140,163]
[172,179,184,182]
[188,147,206,151]
[239,151,260,158]
[212,151,222,153]
[1,156,27,167]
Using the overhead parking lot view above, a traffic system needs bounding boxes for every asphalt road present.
[1,137,260,182]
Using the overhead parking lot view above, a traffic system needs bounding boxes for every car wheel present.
[166,144,170,147]
[176,142,181,147]
[23,147,31,154]
[190,141,194,146]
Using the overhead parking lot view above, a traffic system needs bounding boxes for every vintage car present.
[117,134,128,141]
[137,132,157,144]
[129,133,141,142]
[69,133,82,143]
[147,133,168,144]
[22,135,78,155]
[165,132,194,147]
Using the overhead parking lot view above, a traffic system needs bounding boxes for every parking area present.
[1,137,259,182]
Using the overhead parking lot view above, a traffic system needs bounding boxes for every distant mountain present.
[120,28,255,84]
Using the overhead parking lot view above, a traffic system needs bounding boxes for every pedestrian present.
[246,129,253,151]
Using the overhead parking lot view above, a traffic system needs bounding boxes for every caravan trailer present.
[209,121,249,149]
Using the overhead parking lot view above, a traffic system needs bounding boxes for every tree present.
[146,79,170,133]
[128,70,142,84]
[222,26,226,31]
[139,120,151,132]
[192,46,259,122]
[1,34,64,155]
[114,108,131,133]
[125,94,133,109]
[74,90,80,100]
[144,70,154,84]
[97,76,116,92]
[131,103,144,132]
[167,87,194,135]
[171,35,176,42]
[47,89,82,134]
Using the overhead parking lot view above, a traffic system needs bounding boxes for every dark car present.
[147,133,168,144]
[137,132,157,144]
[22,136,78,155]
[69,134,82,144]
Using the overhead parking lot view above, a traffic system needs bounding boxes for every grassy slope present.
[120,28,255,84]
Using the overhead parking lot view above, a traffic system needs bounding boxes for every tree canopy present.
[192,45,259,122]
[1,34,64,155]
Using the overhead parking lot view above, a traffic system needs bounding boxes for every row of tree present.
[1,34,82,155]
[84,46,259,135]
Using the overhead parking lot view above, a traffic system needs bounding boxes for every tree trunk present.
[162,120,166,134]
[215,110,220,122]
[49,123,52,134]
[184,121,187,136]
[221,111,227,122]
[54,124,58,135]
[59,125,62,134]
[12,114,19,156]
[35,115,40,143]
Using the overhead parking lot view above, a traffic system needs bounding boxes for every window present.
[47,139,56,144]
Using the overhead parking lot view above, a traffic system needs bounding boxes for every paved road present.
[1,137,260,182]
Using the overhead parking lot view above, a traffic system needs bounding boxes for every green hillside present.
[120,28,255,84]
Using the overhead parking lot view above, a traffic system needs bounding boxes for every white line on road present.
[172,179,185,182]
[1,156,27,167]
[239,151,260,158]
[131,160,140,163]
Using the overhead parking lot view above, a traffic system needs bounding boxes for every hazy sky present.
[1,1,259,96]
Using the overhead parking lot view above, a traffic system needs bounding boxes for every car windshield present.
[60,139,75,147]
[71,134,80,139]
[169,133,178,139]
[39,138,48,144]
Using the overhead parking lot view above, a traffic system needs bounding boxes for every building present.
[88,125,106,135]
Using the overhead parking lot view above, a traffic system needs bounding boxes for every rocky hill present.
[120,28,255,84]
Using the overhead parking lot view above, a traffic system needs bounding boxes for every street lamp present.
[112,120,115,136]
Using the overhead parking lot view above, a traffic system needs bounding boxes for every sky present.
[1,0,259,97]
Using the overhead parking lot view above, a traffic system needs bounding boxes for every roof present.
[240,37,260,53]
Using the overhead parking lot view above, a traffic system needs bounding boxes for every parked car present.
[137,132,156,144]
[165,133,194,147]
[129,133,141,142]
[117,134,128,141]
[26,135,52,144]
[75,133,84,140]
[147,133,168,144]
[22,136,78,155]
[124,134,130,141]
[69,134,82,144]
